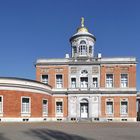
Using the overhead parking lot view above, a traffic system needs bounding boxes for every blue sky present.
[0,0,140,90]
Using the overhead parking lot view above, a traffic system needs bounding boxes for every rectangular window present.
[42,99,48,116]
[42,75,48,84]
[73,46,77,54]
[93,77,98,88]
[121,74,128,88]
[106,74,113,88]
[22,97,30,114]
[56,101,63,114]
[121,101,128,115]
[89,46,92,54]
[80,77,88,88]
[71,78,76,88]
[106,101,113,115]
[56,75,63,88]
[0,96,3,113]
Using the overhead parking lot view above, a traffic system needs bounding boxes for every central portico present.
[68,94,100,121]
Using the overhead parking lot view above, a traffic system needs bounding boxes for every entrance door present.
[80,102,88,118]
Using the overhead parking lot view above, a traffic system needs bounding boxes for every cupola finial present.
[81,17,84,27]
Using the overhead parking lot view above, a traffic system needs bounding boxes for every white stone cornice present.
[0,77,52,95]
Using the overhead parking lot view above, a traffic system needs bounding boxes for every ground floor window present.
[42,99,48,116]
[0,96,3,114]
[21,97,30,115]
[56,101,63,114]
[121,101,128,115]
[106,101,113,115]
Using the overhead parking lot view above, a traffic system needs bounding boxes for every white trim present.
[53,94,67,97]
[101,94,136,96]
[0,86,51,95]
[100,88,136,91]
[100,117,136,122]
[52,89,67,91]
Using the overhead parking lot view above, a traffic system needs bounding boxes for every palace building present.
[0,18,137,122]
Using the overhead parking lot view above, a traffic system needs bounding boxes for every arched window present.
[80,40,86,44]
[79,40,87,55]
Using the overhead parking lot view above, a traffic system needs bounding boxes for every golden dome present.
[77,27,88,32]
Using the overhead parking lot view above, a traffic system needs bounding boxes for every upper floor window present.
[42,75,48,84]
[93,77,98,88]
[106,74,113,88]
[80,77,88,88]
[79,40,87,55]
[56,75,63,88]
[71,78,76,88]
[121,74,128,88]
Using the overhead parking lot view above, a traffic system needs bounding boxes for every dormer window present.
[79,40,87,55]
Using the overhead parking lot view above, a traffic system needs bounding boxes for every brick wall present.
[101,96,136,118]
[100,64,136,88]
[0,90,52,117]
[36,65,68,88]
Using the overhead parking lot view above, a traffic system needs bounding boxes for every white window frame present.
[41,75,49,84]
[21,97,31,116]
[42,99,48,116]
[93,77,98,88]
[106,74,114,88]
[73,46,77,55]
[120,74,128,88]
[0,96,3,116]
[55,99,63,117]
[79,40,87,56]
[80,77,88,88]
[106,99,114,116]
[120,99,128,116]
[56,74,63,88]
[71,77,76,88]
